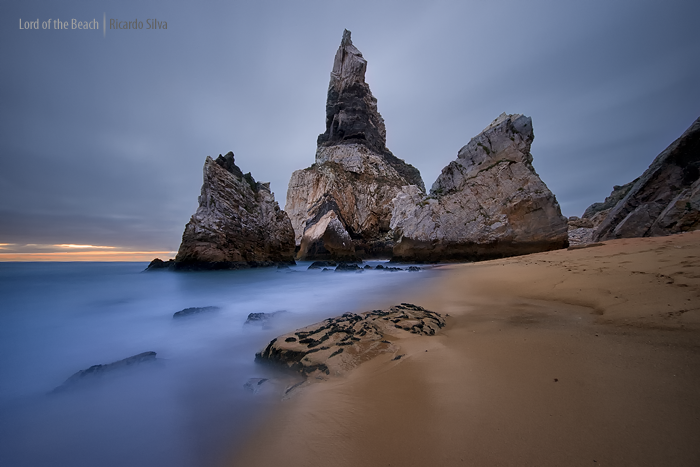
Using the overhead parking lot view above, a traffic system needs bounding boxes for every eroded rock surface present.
[255,304,444,378]
[175,152,296,270]
[285,30,424,260]
[391,113,568,261]
[595,117,700,240]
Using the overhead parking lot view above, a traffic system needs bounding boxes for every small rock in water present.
[52,351,157,393]
[144,258,174,271]
[173,306,220,319]
[243,378,268,393]
[308,260,338,270]
[334,262,362,272]
[245,310,286,326]
[408,266,421,272]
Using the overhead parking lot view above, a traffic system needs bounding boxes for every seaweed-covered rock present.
[255,304,444,378]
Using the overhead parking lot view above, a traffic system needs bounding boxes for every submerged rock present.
[595,116,700,240]
[173,306,219,318]
[391,113,569,261]
[243,378,268,393]
[245,310,286,325]
[255,304,444,378]
[308,260,338,270]
[52,352,157,393]
[285,30,424,261]
[144,258,174,271]
[174,152,296,270]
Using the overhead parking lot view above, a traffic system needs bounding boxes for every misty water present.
[0,261,441,467]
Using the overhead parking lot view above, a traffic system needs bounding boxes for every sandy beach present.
[230,231,700,467]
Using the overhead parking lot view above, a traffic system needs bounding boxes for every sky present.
[1,0,698,260]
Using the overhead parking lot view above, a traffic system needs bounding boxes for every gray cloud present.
[2,0,699,253]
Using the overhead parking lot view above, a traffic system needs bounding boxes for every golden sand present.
[231,231,700,466]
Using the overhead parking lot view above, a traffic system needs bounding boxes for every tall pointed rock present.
[285,30,424,260]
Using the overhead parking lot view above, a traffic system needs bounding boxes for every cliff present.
[285,30,424,260]
[595,116,700,240]
[174,152,296,270]
[391,113,569,261]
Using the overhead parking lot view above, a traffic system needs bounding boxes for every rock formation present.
[285,30,424,260]
[391,113,569,261]
[255,304,444,378]
[567,179,638,246]
[174,152,296,270]
[595,116,700,240]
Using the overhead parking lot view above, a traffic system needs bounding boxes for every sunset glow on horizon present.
[54,244,117,249]
[0,250,177,262]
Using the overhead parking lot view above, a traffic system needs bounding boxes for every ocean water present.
[0,261,441,467]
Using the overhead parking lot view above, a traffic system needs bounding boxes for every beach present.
[231,231,700,466]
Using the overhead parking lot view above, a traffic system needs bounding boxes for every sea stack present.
[285,30,424,260]
[391,113,569,261]
[594,116,700,240]
[174,152,296,270]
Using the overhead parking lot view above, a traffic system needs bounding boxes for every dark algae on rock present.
[255,304,445,378]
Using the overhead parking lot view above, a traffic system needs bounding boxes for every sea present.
[0,261,441,467]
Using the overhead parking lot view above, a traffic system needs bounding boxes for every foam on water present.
[0,261,440,467]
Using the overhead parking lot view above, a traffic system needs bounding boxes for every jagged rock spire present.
[317,29,388,155]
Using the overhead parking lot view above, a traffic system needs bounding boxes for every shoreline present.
[229,231,700,466]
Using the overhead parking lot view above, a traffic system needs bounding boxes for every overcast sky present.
[1,0,698,259]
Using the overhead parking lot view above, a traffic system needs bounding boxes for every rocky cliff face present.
[174,152,296,270]
[285,30,424,260]
[567,179,638,246]
[391,113,569,261]
[595,116,700,240]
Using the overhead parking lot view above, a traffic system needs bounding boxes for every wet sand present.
[230,231,700,467]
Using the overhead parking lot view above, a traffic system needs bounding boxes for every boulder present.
[391,113,568,261]
[595,116,700,240]
[285,30,424,261]
[255,304,444,378]
[174,152,296,270]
